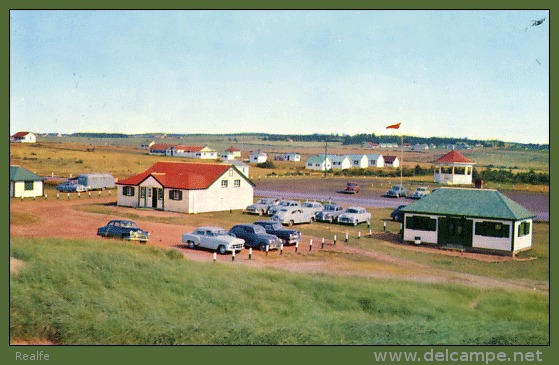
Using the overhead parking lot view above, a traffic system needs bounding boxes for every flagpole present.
[400,134,403,187]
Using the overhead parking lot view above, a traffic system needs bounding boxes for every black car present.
[253,220,302,245]
[390,205,407,222]
[97,220,149,242]
[228,224,283,251]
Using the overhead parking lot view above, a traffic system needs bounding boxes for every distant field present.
[10,237,548,345]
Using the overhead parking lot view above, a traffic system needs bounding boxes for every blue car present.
[97,220,149,242]
[390,205,407,222]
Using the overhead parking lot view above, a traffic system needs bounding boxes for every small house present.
[11,132,36,143]
[225,146,242,158]
[366,154,385,168]
[306,155,332,171]
[330,155,351,170]
[401,188,535,255]
[347,154,368,169]
[10,166,44,198]
[149,144,173,155]
[383,155,400,168]
[220,151,236,161]
[117,161,254,214]
[250,150,268,164]
[169,145,218,159]
[284,152,301,162]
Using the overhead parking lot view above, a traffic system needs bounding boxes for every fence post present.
[67,193,70,200]
[213,252,217,263]
[358,231,361,239]
[309,239,313,251]
[321,237,325,249]
[232,249,235,262]
[345,232,348,243]
[333,234,337,245]
[383,222,386,231]
[369,229,372,238]
[280,244,284,255]
[249,247,253,260]
[295,241,299,254]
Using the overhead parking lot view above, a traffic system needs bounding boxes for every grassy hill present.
[10,237,548,345]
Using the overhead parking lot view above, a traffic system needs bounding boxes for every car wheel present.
[309,217,314,224]
[353,220,358,226]
[259,243,267,251]
[259,209,264,216]
[329,217,333,223]
[288,220,294,227]
[187,241,196,250]
[217,245,227,255]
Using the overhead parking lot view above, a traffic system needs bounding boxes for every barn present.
[10,166,44,198]
[401,188,535,255]
[116,161,254,214]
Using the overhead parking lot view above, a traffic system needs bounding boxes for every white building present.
[11,132,36,143]
[305,155,332,171]
[383,156,400,168]
[401,188,535,255]
[250,150,268,164]
[117,162,254,214]
[366,154,385,168]
[434,150,475,185]
[347,154,368,169]
[330,155,351,170]
[169,145,218,159]
[284,153,301,162]
[10,166,44,198]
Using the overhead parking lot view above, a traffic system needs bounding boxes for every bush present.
[257,161,275,169]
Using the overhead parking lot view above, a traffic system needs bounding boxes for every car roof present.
[110,219,136,224]
[195,226,226,231]
[346,206,364,210]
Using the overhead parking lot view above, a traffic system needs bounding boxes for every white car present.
[245,197,280,215]
[271,208,315,226]
[267,200,300,216]
[337,207,371,226]
[300,201,323,216]
[182,226,245,255]
[411,186,430,199]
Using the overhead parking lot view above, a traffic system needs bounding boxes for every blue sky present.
[10,10,549,143]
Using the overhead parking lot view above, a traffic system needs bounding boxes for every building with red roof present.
[149,144,218,159]
[117,161,254,213]
[433,150,475,185]
[11,131,36,143]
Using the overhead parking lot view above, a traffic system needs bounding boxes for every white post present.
[309,239,313,251]
[280,244,284,255]
[232,249,235,262]
[249,247,253,260]
[295,242,299,253]
[213,252,217,262]
[333,234,337,245]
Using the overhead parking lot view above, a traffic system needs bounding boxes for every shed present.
[10,166,44,198]
[401,188,535,255]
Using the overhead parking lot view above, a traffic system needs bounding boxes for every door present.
[438,217,473,247]
[152,188,158,208]
[139,187,147,207]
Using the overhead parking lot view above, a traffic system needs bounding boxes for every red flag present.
[386,122,401,129]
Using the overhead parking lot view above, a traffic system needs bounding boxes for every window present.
[234,179,241,187]
[123,186,135,196]
[24,181,34,191]
[229,170,234,177]
[221,180,228,188]
[140,188,146,198]
[158,189,163,200]
[475,221,510,238]
[518,221,531,237]
[405,216,437,231]
[354,160,359,165]
[169,190,182,200]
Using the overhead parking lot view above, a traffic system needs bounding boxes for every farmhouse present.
[434,150,475,185]
[10,166,44,198]
[366,154,385,168]
[250,150,268,164]
[383,155,400,168]
[11,131,36,143]
[117,162,254,214]
[401,188,535,255]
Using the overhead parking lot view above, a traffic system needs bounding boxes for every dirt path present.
[10,196,547,292]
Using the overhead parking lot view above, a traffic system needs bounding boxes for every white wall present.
[402,214,439,243]
[117,185,138,208]
[514,219,533,252]
[11,181,43,198]
[471,218,512,251]
[188,169,253,213]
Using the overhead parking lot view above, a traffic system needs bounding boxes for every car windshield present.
[214,229,228,235]
[120,221,138,228]
[345,208,358,213]
[253,226,266,234]
[256,199,268,204]
[324,205,336,211]
[279,208,288,212]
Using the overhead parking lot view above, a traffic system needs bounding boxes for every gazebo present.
[433,150,475,185]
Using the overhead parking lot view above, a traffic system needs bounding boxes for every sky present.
[10,10,549,144]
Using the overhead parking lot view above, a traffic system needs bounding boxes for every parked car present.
[97,220,149,242]
[342,182,361,194]
[338,207,371,226]
[228,224,283,251]
[245,197,280,216]
[390,205,407,222]
[56,181,89,192]
[253,220,301,245]
[267,200,300,216]
[411,186,429,199]
[316,203,344,223]
[300,201,323,216]
[386,185,408,198]
[182,226,245,254]
[271,207,316,226]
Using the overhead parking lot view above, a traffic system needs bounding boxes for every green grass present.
[10,237,548,345]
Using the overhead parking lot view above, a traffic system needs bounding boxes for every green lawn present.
[10,238,548,345]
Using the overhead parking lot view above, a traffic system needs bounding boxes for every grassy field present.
[10,237,548,345]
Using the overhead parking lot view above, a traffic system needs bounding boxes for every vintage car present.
[300,201,323,216]
[244,197,280,216]
[390,205,407,222]
[386,185,408,198]
[253,220,301,245]
[229,224,283,251]
[411,186,430,199]
[271,207,316,226]
[97,220,149,242]
[337,207,372,226]
[316,203,345,223]
[342,182,361,194]
[267,200,300,216]
[56,181,89,192]
[182,226,244,254]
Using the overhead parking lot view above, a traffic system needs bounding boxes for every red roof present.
[434,150,474,163]
[118,162,232,190]
[149,144,173,151]
[226,146,240,152]
[12,131,31,138]
[172,145,205,152]
[384,155,398,163]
